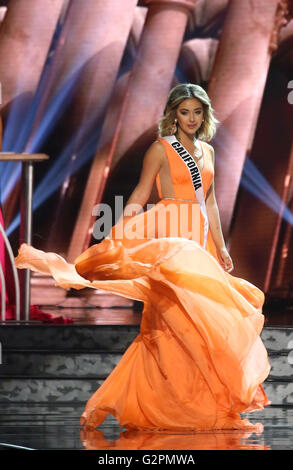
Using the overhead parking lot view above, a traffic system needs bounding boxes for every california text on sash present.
[171,141,202,191]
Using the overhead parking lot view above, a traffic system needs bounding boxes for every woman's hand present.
[218,246,234,273]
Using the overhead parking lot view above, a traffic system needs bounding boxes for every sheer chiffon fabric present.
[14,138,271,432]
[15,232,271,432]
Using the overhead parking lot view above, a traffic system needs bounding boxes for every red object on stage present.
[4,303,73,324]
[0,207,73,324]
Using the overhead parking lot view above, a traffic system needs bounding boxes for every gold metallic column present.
[0,0,64,113]
[207,0,290,239]
[34,0,138,253]
[68,0,196,262]
[0,0,65,227]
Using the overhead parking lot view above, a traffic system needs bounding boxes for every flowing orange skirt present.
[15,199,271,432]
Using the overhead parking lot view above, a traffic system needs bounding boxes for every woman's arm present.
[205,146,233,272]
[205,147,226,250]
[116,141,165,224]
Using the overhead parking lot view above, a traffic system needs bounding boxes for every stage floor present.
[38,301,293,326]
[0,403,292,450]
[1,298,292,451]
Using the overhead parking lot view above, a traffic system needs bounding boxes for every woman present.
[15,83,271,433]
[108,83,231,270]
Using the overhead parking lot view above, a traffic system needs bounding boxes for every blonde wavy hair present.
[158,83,220,142]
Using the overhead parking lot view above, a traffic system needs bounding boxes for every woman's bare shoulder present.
[152,138,166,151]
[201,140,214,152]
[201,141,215,162]
[145,139,167,161]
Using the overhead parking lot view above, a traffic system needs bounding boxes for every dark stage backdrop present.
[0,0,293,324]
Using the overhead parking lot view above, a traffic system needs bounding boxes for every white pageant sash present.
[162,135,209,250]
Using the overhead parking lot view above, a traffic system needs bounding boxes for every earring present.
[171,119,177,134]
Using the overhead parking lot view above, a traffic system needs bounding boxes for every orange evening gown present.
[15,137,271,433]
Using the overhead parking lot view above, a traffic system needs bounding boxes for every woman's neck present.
[176,129,197,145]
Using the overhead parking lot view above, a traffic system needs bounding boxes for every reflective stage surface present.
[0,404,292,450]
